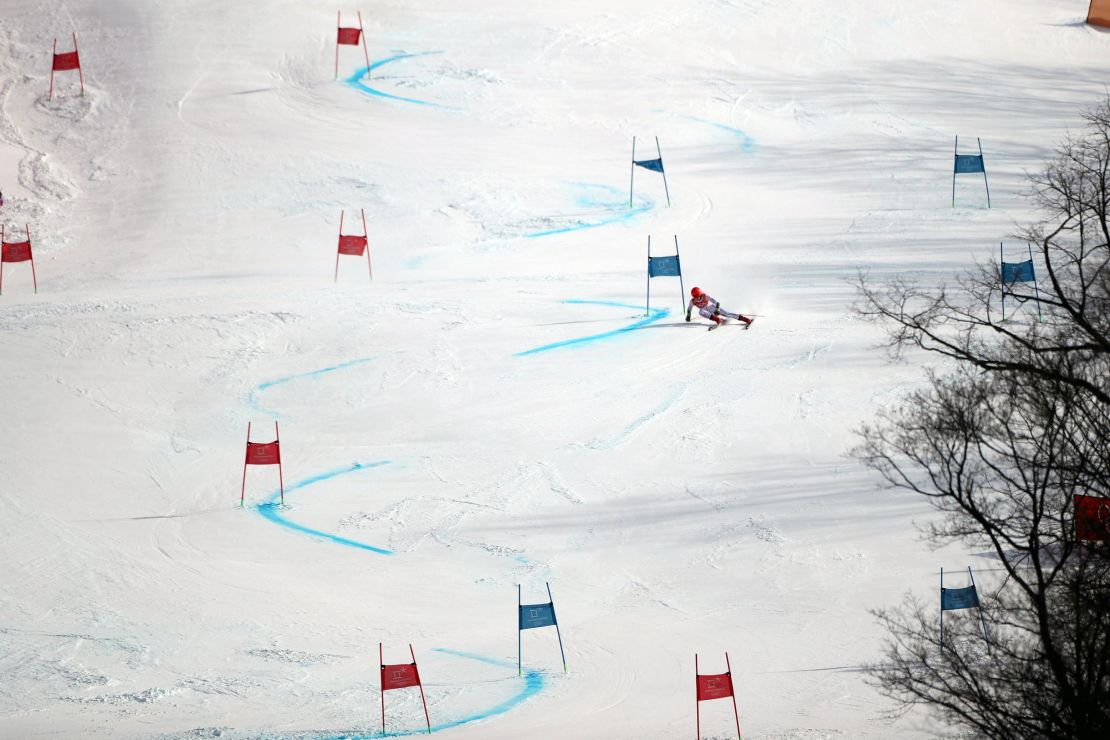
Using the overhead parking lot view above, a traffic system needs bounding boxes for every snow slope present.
[0,1,1107,737]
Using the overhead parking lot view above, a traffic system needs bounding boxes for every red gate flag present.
[335,11,371,80]
[337,27,362,45]
[696,652,742,740]
[380,643,431,735]
[1,224,38,295]
[335,209,372,282]
[1075,494,1110,542]
[50,33,85,98]
[245,441,280,465]
[241,422,284,506]
[338,234,367,255]
[697,672,734,702]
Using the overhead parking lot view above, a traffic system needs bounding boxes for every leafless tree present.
[853,97,1110,739]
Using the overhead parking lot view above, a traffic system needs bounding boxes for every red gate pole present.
[335,210,344,282]
[240,422,252,506]
[412,643,432,734]
[0,224,5,294]
[726,652,741,740]
[362,209,372,280]
[275,421,284,505]
[50,39,57,99]
[358,11,371,75]
[695,653,700,740]
[73,33,84,95]
[380,643,387,734]
[335,11,341,80]
[27,226,37,293]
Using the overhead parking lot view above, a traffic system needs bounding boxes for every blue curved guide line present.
[656,110,757,153]
[515,300,669,356]
[345,52,450,108]
[249,357,377,417]
[255,461,394,555]
[525,183,653,238]
[244,650,544,739]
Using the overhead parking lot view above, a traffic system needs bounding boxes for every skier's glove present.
[685,311,691,322]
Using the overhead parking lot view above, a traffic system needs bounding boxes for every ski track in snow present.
[344,52,452,108]
[514,300,670,356]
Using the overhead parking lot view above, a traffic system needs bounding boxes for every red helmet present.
[691,287,703,298]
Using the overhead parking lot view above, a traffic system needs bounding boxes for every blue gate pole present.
[548,582,568,673]
[1000,242,1006,322]
[940,567,945,651]
[517,584,522,676]
[646,235,652,316]
[969,566,990,652]
[630,137,637,208]
[979,138,991,208]
[656,136,671,207]
[674,235,685,311]
[952,135,958,208]
[1029,242,1043,322]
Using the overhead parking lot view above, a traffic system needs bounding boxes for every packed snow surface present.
[1,1,1107,737]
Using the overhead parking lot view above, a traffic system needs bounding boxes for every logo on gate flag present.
[245,441,281,465]
[519,602,557,630]
[2,242,32,263]
[381,662,420,690]
[338,234,367,256]
[697,672,734,702]
[954,154,985,174]
[1002,260,1035,284]
[648,254,681,278]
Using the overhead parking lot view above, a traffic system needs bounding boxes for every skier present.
[685,286,753,329]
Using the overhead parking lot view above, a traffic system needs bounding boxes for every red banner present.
[245,441,281,465]
[697,672,734,702]
[381,663,420,691]
[1075,494,1110,542]
[1,242,32,263]
[337,27,362,45]
[338,234,367,255]
[53,51,80,71]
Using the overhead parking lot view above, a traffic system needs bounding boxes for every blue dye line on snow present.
[515,300,669,356]
[345,51,450,108]
[249,357,377,417]
[659,110,757,153]
[303,649,544,739]
[255,461,395,555]
[525,182,653,238]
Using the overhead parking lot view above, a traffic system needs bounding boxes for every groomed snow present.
[1,1,1107,737]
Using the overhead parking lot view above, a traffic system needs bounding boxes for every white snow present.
[1,1,1106,737]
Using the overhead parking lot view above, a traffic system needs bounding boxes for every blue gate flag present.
[1002,260,1035,284]
[519,602,557,630]
[941,585,980,611]
[648,254,681,278]
[518,583,568,675]
[954,154,985,174]
[630,137,671,207]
